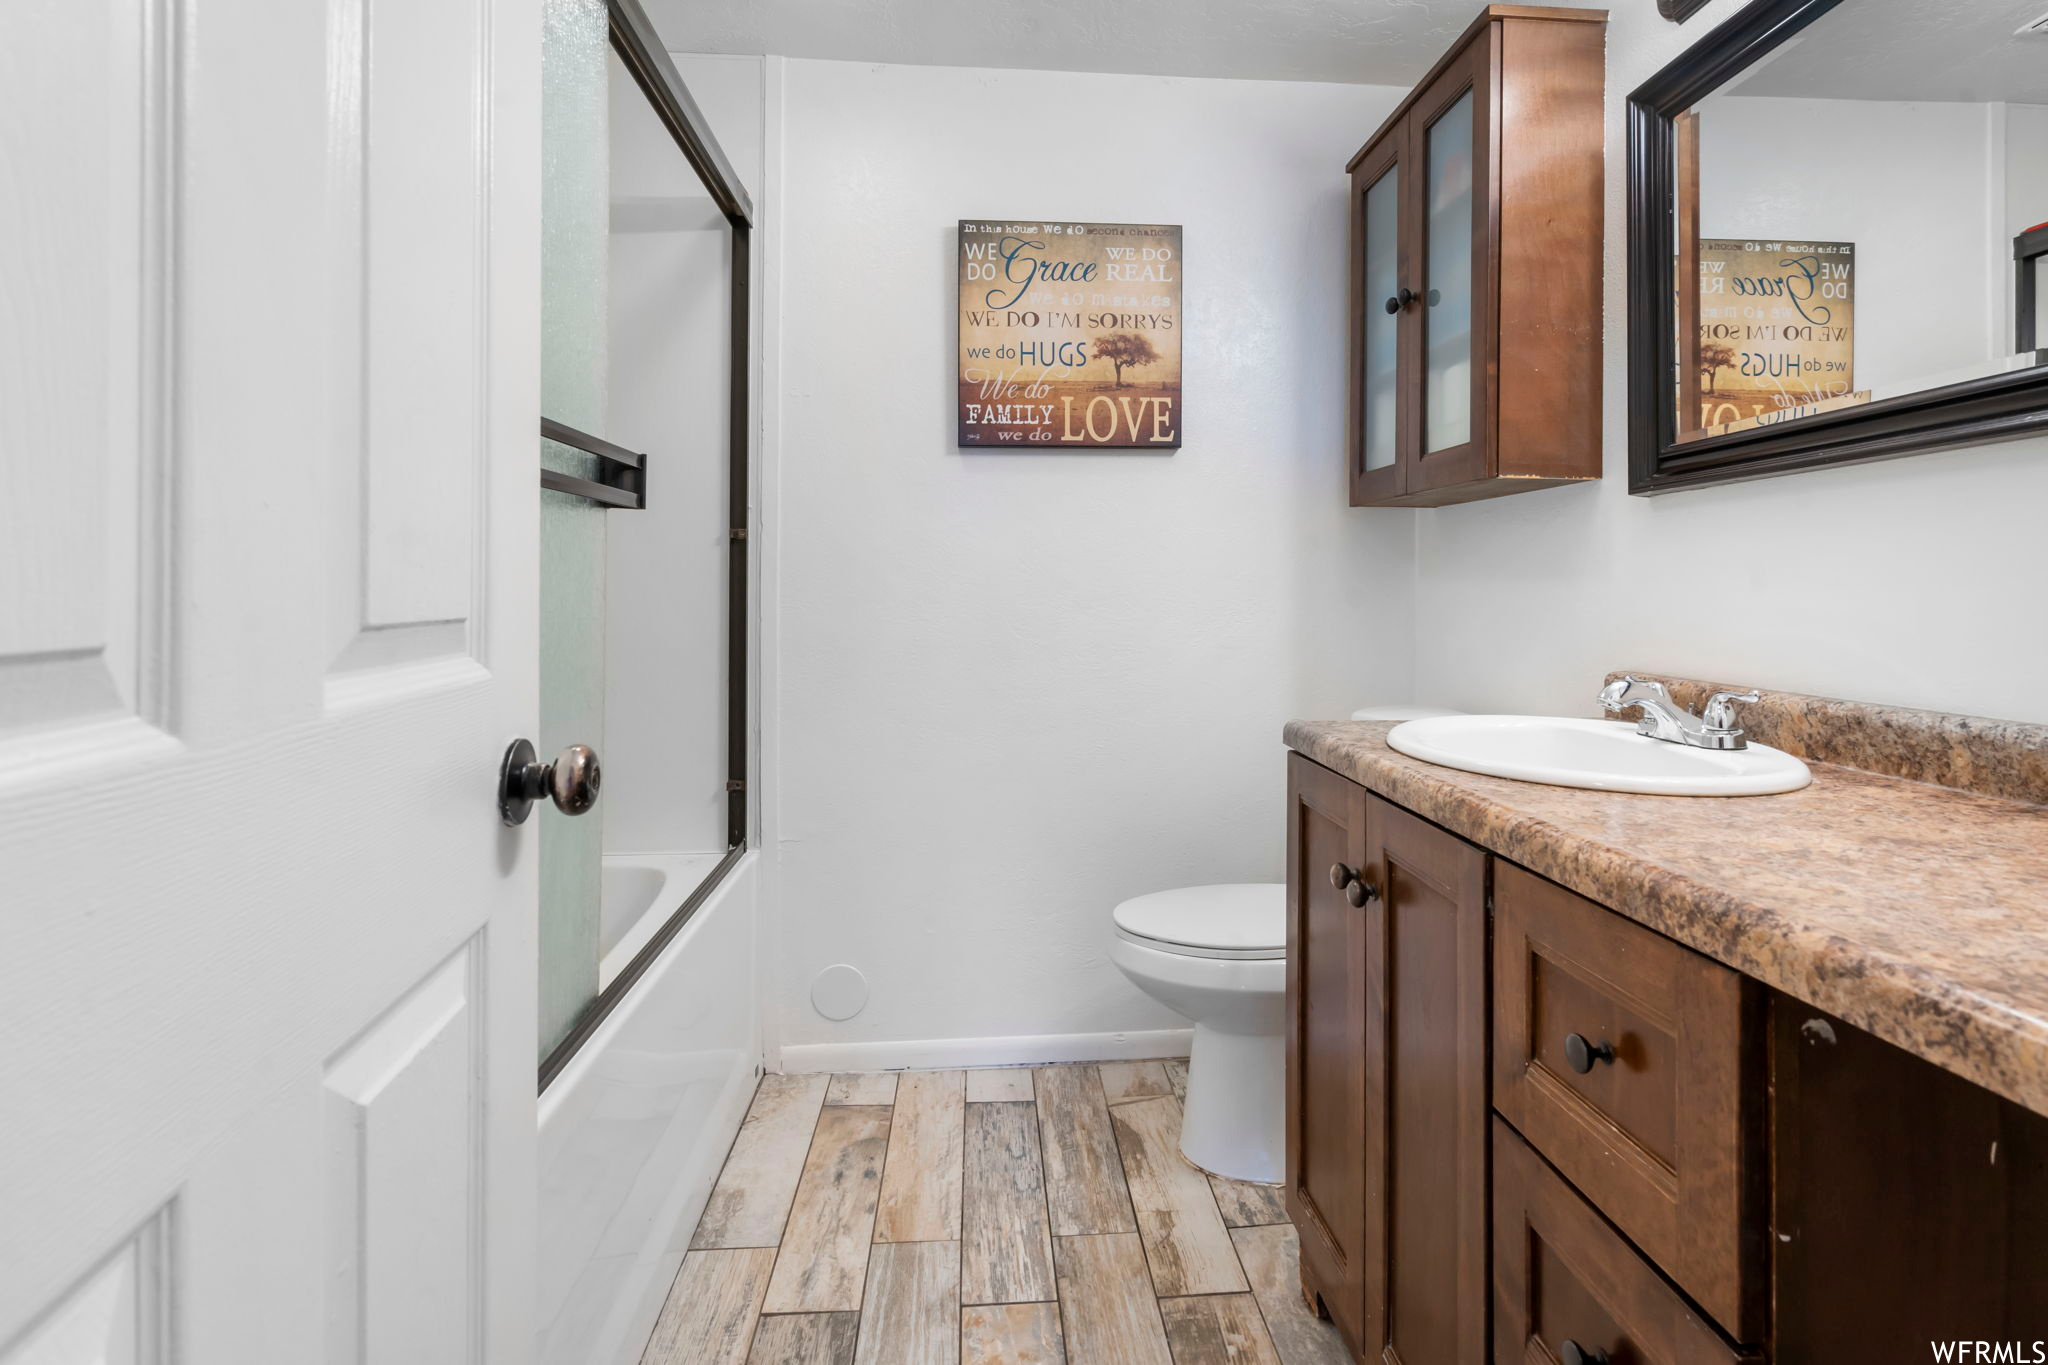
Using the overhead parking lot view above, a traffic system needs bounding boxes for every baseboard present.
[775,1026,1193,1074]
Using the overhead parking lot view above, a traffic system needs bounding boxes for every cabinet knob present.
[1563,1033,1616,1074]
[1560,1342,1609,1365]
[1328,863,1379,907]
[1383,287,1417,314]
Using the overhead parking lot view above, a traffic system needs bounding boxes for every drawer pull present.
[1559,1342,1609,1365]
[1329,863,1380,907]
[1563,1033,1616,1074]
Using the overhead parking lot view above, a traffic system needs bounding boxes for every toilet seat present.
[1111,884,1284,961]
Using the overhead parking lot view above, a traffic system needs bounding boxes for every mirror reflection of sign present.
[957,221,1183,450]
[1695,239,1863,436]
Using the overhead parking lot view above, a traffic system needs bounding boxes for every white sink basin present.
[1385,714,1812,796]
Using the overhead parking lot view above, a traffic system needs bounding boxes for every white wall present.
[1413,1,2048,726]
[769,59,1412,1058]
[602,55,763,857]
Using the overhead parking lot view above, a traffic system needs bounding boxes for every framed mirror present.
[1627,0,2048,493]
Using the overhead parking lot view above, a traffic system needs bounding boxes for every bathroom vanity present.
[1283,678,2048,1364]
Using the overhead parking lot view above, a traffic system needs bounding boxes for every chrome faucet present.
[1598,675,1760,751]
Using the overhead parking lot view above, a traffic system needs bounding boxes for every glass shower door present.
[538,0,609,1063]
[535,0,749,1077]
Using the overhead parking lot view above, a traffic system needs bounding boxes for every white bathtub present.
[599,851,732,989]
[539,851,761,1365]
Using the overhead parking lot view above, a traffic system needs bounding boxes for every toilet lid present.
[1112,884,1286,958]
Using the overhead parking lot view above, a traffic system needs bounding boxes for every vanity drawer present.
[1494,1120,1757,1365]
[1491,863,1764,1342]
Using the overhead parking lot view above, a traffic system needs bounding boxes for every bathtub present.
[599,851,733,990]
[539,850,761,1365]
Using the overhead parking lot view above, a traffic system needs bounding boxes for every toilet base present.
[1178,1022,1285,1184]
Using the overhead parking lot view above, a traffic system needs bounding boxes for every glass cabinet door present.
[1421,88,1474,456]
[1360,164,1402,474]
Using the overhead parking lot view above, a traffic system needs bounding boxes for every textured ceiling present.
[640,0,1515,85]
[1722,0,2048,105]
[643,0,2048,102]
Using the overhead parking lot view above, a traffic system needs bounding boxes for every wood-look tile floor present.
[645,1059,1351,1365]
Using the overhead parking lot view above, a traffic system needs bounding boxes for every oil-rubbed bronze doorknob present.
[1383,287,1418,314]
[1329,863,1356,891]
[1560,1340,1610,1365]
[499,738,602,826]
[1564,1033,1616,1075]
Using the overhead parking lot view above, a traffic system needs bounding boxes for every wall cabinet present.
[1284,750,2048,1364]
[1347,6,1606,507]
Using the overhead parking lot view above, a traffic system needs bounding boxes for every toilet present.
[1109,883,1288,1184]
[1111,706,1462,1185]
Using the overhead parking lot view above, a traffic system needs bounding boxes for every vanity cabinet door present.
[1362,794,1490,1365]
[1285,753,1371,1354]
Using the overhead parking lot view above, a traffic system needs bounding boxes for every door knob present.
[499,738,602,826]
[1564,1033,1616,1074]
[1383,287,1417,314]
[1560,1341,1610,1365]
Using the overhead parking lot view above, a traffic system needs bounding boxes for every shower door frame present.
[537,0,755,1092]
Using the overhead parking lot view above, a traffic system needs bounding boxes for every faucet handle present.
[1599,674,1670,710]
[1701,689,1761,731]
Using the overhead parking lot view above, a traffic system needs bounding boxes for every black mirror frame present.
[1626,0,2048,494]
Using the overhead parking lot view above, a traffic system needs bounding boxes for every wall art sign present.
[1694,238,1863,435]
[957,220,1182,450]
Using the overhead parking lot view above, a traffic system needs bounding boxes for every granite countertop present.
[1285,688,2048,1117]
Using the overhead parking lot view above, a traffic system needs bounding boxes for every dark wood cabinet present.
[1493,1119,1756,1365]
[1346,5,1607,508]
[1285,753,1370,1353]
[1362,796,1490,1365]
[1492,863,1765,1342]
[1285,757,1488,1365]
[1769,1000,2048,1360]
[1286,750,2048,1364]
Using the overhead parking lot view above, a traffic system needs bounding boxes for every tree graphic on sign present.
[1698,341,1735,394]
[1093,332,1160,389]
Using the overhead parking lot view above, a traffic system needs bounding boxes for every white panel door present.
[0,0,540,1362]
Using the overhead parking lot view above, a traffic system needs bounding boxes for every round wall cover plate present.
[811,964,869,1021]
